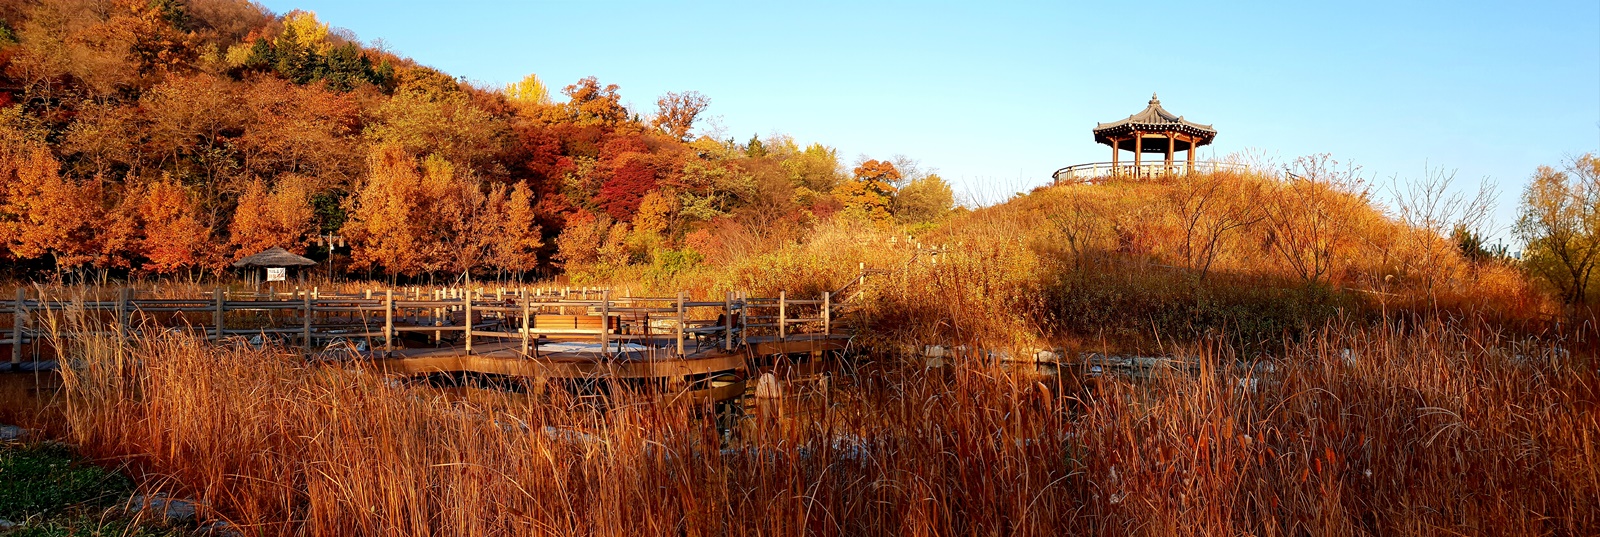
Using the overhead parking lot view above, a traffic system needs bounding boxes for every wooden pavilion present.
[233,246,316,287]
[1093,93,1216,174]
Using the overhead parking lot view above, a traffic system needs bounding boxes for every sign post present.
[266,267,286,282]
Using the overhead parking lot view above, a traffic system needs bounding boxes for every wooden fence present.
[1,286,842,366]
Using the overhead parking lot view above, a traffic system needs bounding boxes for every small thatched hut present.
[234,247,316,286]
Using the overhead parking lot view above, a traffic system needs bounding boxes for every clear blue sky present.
[262,0,1599,242]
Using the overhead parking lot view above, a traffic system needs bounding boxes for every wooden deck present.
[3,286,857,395]
[370,334,850,381]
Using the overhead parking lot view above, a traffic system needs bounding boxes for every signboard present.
[266,267,286,282]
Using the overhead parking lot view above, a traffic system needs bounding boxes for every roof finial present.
[1150,92,1160,105]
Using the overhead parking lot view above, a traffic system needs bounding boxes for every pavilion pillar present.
[1133,132,1143,176]
[1111,138,1120,175]
[1164,132,1175,174]
[1187,136,1197,174]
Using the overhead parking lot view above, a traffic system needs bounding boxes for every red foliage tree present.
[598,155,657,221]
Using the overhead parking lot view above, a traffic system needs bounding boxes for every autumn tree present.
[1,145,108,273]
[1166,171,1262,280]
[598,154,657,221]
[505,73,551,106]
[561,76,629,127]
[137,176,213,274]
[343,145,485,277]
[834,159,899,224]
[482,181,543,276]
[1260,155,1367,284]
[229,175,316,258]
[893,174,954,225]
[652,91,708,140]
[366,66,508,173]
[1516,154,1600,304]
[1390,165,1495,299]
[235,78,360,183]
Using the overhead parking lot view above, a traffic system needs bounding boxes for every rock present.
[199,520,243,537]
[131,493,197,521]
[0,424,31,441]
[0,519,17,530]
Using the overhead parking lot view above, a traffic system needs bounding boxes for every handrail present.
[2,286,845,365]
[1051,160,1253,184]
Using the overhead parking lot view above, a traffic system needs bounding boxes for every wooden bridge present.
[0,286,856,400]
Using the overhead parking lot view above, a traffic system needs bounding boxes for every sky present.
[258,0,1600,244]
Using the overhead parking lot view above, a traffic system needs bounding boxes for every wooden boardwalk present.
[1,287,854,396]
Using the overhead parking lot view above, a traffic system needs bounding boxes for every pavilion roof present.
[1093,94,1217,147]
[232,246,316,268]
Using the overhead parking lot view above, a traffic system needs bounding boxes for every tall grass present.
[41,314,1599,536]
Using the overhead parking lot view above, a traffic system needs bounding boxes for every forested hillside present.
[0,0,954,281]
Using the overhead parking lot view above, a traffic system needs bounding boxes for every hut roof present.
[233,247,316,268]
[1093,93,1217,149]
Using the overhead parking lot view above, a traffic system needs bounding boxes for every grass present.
[29,314,1599,536]
[4,169,1595,535]
[0,441,197,536]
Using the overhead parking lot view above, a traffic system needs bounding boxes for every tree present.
[1515,154,1600,304]
[483,181,543,276]
[834,159,899,224]
[651,90,707,140]
[561,76,628,127]
[365,71,508,174]
[1259,155,1367,284]
[343,146,485,277]
[505,73,551,106]
[1390,165,1495,298]
[892,174,953,225]
[235,78,360,183]
[229,175,316,258]
[597,154,656,221]
[1166,171,1262,280]
[137,176,213,274]
[1,145,108,273]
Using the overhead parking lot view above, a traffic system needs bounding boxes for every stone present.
[0,424,30,441]
[131,493,197,521]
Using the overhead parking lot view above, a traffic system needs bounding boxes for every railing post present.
[302,293,313,354]
[724,291,734,351]
[778,291,786,341]
[11,288,24,367]
[384,290,394,353]
[823,291,831,336]
[521,288,531,358]
[676,291,685,357]
[213,287,224,341]
[463,291,473,354]
[115,288,129,342]
[600,289,611,354]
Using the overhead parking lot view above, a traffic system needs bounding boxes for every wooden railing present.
[1051,161,1252,184]
[0,287,841,366]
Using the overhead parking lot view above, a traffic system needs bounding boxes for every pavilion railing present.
[1051,161,1252,185]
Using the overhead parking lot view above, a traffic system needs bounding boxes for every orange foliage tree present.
[1,145,108,272]
[343,146,486,277]
[229,175,316,258]
[834,159,900,224]
[651,91,709,140]
[137,176,213,274]
[482,181,544,277]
